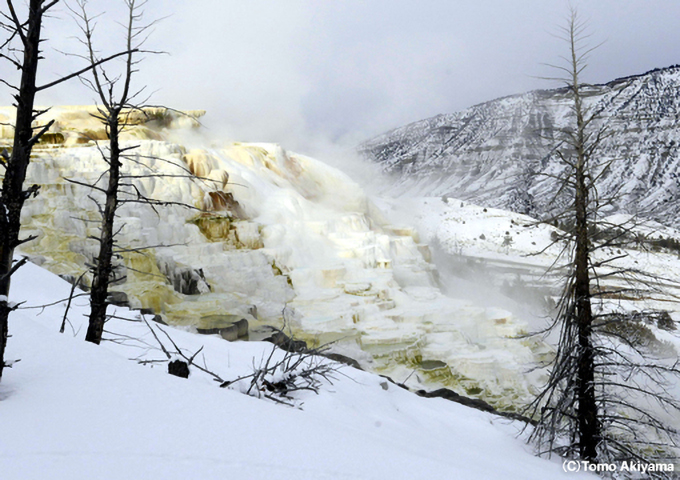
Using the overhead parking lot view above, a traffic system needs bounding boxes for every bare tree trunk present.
[0,0,141,367]
[524,10,680,470]
[0,0,49,380]
[78,0,144,345]
[85,113,121,344]
[569,22,600,461]
[574,146,599,460]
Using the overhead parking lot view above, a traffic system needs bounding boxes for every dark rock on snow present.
[168,359,190,378]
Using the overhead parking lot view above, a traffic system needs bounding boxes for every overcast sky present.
[11,0,680,155]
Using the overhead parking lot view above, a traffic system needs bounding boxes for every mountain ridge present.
[361,65,680,225]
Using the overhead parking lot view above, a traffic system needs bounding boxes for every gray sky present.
[12,0,680,155]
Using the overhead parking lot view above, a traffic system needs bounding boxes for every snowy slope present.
[361,65,680,224]
[0,261,592,480]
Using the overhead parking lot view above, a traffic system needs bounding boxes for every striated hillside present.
[361,65,680,224]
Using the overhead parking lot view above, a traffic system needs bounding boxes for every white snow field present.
[0,261,592,480]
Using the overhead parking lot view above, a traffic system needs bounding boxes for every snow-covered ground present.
[0,261,592,480]
[2,106,679,478]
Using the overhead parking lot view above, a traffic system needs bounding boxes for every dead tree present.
[0,0,48,382]
[67,0,152,344]
[527,9,680,474]
[71,0,212,344]
[0,0,134,379]
[566,8,599,460]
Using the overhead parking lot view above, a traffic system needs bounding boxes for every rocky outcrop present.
[218,319,249,341]
[196,316,249,341]
[264,330,307,353]
[0,106,204,146]
[106,291,129,307]
[157,255,211,295]
[10,106,549,407]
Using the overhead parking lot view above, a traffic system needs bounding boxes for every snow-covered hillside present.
[360,65,680,225]
[0,260,592,480]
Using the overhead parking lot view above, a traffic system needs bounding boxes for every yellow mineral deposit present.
[1,105,549,408]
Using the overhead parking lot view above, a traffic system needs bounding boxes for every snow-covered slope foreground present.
[0,261,591,480]
[361,65,680,225]
[0,106,548,409]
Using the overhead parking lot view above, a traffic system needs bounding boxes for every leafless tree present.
[70,0,151,344]
[0,0,134,379]
[69,0,215,344]
[526,9,680,475]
